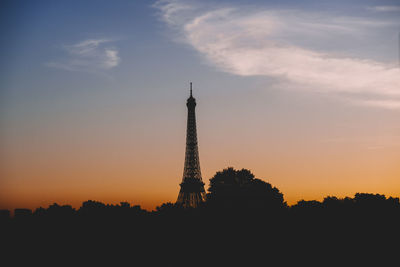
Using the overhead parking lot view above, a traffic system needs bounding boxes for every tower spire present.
[176,83,206,208]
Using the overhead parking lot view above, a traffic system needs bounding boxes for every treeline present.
[1,168,399,264]
[2,192,399,221]
[1,167,399,221]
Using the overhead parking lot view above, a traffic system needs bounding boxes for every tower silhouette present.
[176,82,206,208]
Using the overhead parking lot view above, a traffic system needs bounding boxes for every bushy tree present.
[207,167,286,211]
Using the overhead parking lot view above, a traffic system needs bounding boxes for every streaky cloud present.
[353,99,400,109]
[47,38,120,73]
[154,0,400,109]
[367,6,400,12]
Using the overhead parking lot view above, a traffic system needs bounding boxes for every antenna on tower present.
[190,82,193,97]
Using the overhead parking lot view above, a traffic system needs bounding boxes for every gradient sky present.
[1,0,400,211]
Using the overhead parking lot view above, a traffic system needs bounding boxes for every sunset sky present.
[1,0,400,211]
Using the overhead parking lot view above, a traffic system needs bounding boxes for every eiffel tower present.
[176,82,206,208]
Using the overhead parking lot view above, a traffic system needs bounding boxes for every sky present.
[1,0,400,211]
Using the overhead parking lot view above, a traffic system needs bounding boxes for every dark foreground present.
[1,194,400,266]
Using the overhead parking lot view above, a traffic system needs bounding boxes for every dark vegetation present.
[1,167,399,264]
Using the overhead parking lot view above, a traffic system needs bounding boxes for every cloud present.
[154,0,400,109]
[353,99,400,109]
[47,39,120,73]
[367,6,400,12]
[152,0,194,27]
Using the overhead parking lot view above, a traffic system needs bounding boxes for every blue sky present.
[1,0,400,209]
[2,0,399,111]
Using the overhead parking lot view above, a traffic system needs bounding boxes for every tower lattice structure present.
[176,82,206,208]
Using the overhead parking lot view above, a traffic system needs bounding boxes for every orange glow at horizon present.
[1,99,399,212]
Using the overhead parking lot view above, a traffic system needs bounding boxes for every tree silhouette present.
[2,190,400,264]
[156,202,176,211]
[207,167,286,211]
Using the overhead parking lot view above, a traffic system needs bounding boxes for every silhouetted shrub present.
[14,208,32,218]
[207,167,286,212]
[155,202,181,214]
[0,209,10,221]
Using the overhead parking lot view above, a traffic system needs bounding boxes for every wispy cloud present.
[353,99,400,109]
[154,0,400,109]
[153,0,194,27]
[47,39,120,73]
[367,6,400,12]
